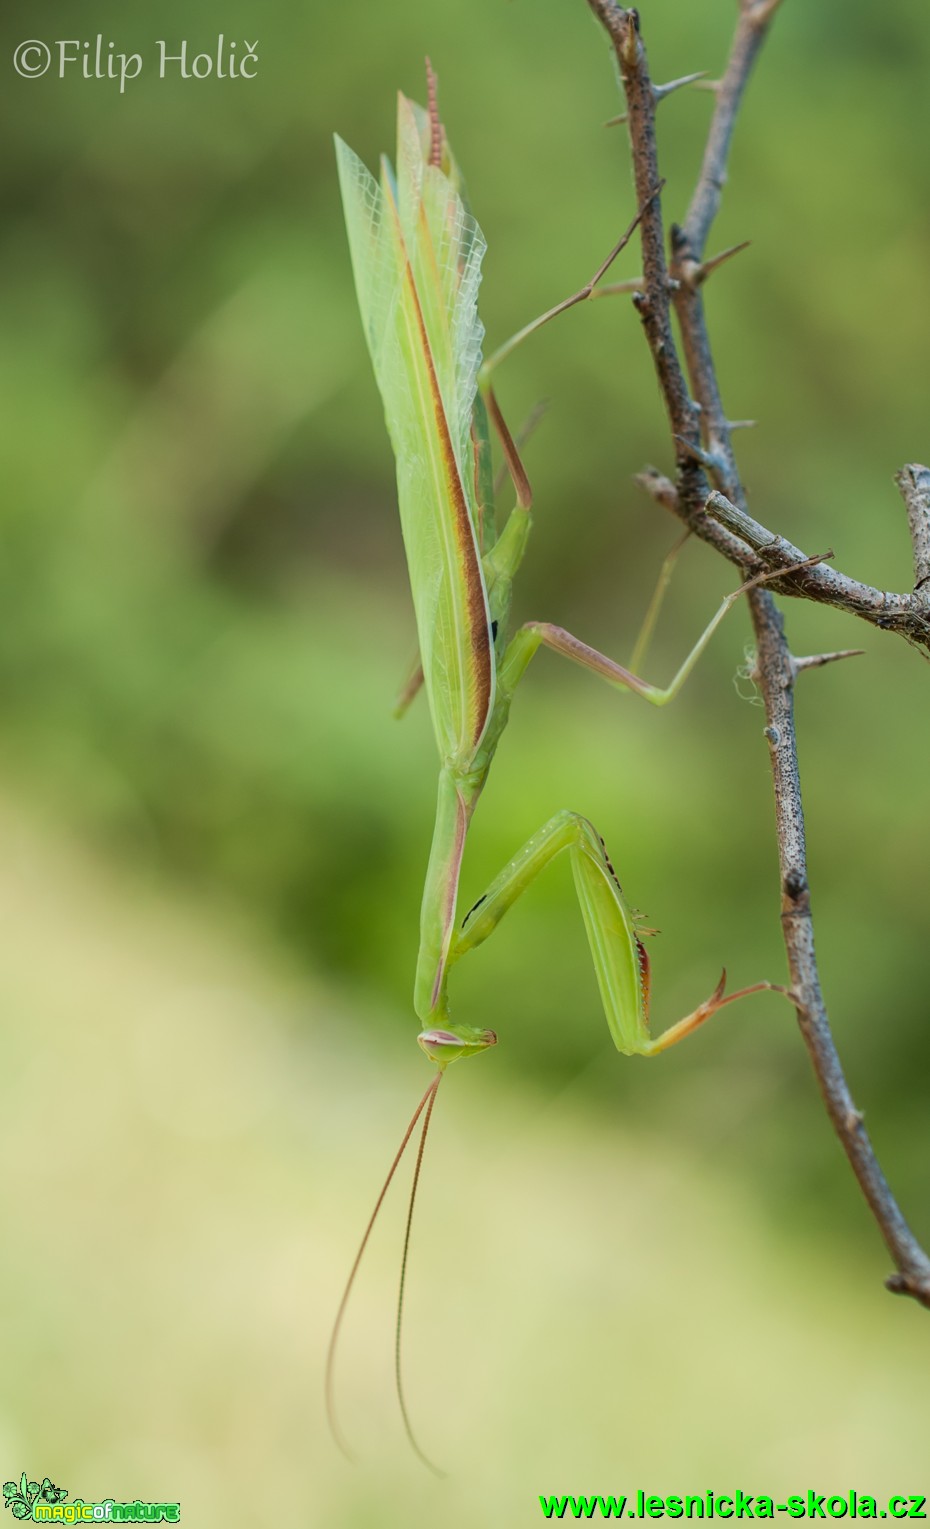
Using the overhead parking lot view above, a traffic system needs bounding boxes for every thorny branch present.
[704,487,930,651]
[585,0,930,1307]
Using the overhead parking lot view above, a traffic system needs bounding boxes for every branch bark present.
[585,0,930,1307]
[704,489,930,651]
[588,5,930,657]
[895,464,930,593]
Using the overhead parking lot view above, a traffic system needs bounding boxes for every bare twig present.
[752,598,930,1309]
[585,0,930,1306]
[792,648,864,673]
[705,490,930,651]
[895,464,930,592]
[589,3,930,657]
[684,0,785,259]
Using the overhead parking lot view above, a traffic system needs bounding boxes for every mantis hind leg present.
[448,810,790,1057]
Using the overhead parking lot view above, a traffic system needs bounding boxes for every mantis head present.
[417,1024,497,1066]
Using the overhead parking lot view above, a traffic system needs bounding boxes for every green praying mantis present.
[327,64,806,1473]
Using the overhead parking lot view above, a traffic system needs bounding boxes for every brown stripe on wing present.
[399,252,493,752]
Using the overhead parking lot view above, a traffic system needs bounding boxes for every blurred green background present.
[1,0,928,1521]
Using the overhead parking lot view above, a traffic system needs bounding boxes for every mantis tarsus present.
[328,63,806,1474]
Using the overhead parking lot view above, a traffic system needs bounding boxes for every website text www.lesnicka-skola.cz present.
[538,1492,927,1521]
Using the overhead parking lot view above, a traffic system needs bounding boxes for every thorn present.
[701,239,752,281]
[633,466,679,512]
[692,78,722,94]
[728,419,757,432]
[653,71,707,103]
[673,433,725,472]
[793,648,866,675]
[590,276,644,297]
[844,1106,864,1132]
[604,112,628,128]
[680,240,752,290]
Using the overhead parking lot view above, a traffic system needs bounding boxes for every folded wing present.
[335,94,494,772]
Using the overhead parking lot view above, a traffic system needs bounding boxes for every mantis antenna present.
[324,1071,442,1464]
[394,1072,445,1477]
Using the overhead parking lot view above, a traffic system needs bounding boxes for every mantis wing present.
[335,93,495,773]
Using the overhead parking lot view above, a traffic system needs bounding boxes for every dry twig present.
[585,0,930,1307]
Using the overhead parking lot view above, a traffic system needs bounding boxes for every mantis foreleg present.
[416,555,820,1023]
[409,524,707,1024]
[448,809,786,1057]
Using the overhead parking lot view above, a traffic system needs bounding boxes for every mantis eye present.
[417,1027,497,1065]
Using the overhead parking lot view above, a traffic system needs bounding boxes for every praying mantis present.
[327,64,803,1473]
